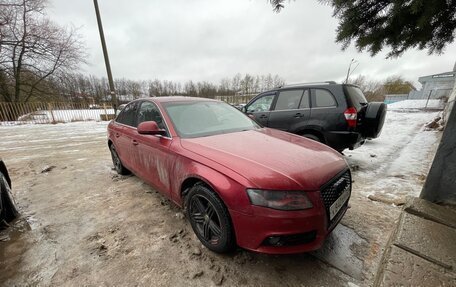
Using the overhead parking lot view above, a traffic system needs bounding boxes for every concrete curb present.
[374,197,456,286]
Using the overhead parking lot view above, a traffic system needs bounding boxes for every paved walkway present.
[374,197,456,286]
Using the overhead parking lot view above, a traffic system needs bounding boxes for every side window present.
[116,102,138,127]
[299,90,310,108]
[314,89,337,107]
[275,90,303,110]
[137,101,166,130]
[247,94,275,113]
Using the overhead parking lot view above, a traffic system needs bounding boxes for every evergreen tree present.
[270,0,456,58]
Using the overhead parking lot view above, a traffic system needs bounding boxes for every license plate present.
[329,186,350,220]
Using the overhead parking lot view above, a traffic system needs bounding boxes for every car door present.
[310,88,341,132]
[112,101,140,171]
[268,89,311,131]
[134,101,173,194]
[244,93,276,126]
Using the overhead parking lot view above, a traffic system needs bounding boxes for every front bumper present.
[230,192,349,254]
[231,169,351,254]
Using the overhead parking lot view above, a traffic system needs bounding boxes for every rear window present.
[314,89,337,107]
[345,86,368,110]
[116,102,138,127]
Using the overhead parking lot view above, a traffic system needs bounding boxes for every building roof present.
[418,71,455,84]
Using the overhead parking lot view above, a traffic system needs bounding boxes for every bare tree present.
[0,0,86,102]
[272,74,285,88]
[383,76,416,94]
[240,74,254,95]
[349,75,384,102]
[349,75,415,102]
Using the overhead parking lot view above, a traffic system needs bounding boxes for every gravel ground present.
[0,110,441,287]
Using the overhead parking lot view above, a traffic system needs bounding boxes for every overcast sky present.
[47,0,456,88]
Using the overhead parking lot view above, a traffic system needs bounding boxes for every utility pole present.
[93,0,117,113]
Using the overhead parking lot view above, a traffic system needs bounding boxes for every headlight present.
[246,189,313,211]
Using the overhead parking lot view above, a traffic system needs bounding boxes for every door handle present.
[115,133,120,138]
[294,113,302,118]
[132,140,139,146]
[259,114,268,119]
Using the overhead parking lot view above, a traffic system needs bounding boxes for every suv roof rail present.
[277,81,337,88]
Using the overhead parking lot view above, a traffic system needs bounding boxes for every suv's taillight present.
[344,107,357,128]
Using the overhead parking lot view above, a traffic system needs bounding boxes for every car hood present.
[180,128,348,190]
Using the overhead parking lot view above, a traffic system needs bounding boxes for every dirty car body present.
[107,97,351,254]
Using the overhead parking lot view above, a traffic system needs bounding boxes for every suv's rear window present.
[345,86,368,110]
[315,89,337,107]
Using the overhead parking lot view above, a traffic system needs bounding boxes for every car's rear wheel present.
[362,102,387,139]
[0,173,19,227]
[109,145,130,175]
[186,184,235,253]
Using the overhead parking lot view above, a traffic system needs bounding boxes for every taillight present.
[344,107,357,128]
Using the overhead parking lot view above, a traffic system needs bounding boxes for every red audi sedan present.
[107,97,351,254]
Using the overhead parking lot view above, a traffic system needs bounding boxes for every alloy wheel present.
[189,195,222,245]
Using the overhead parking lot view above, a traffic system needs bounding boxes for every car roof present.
[257,82,361,94]
[145,96,220,103]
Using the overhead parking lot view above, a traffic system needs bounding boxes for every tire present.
[186,184,235,253]
[109,145,130,175]
[0,173,19,226]
[301,133,321,142]
[362,102,387,139]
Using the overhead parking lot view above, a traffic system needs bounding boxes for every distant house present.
[409,68,455,100]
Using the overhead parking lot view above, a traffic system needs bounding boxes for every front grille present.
[320,170,351,224]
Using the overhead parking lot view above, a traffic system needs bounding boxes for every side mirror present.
[137,121,167,136]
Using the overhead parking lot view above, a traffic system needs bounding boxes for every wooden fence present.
[0,102,115,125]
[215,95,255,105]
[0,96,256,125]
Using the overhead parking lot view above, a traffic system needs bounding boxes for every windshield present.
[163,101,260,138]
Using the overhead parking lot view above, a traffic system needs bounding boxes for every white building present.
[409,64,455,100]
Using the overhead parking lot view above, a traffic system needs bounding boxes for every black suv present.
[243,82,387,151]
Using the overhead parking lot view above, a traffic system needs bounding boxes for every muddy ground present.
[0,115,440,287]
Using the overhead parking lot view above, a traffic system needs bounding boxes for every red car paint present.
[108,97,350,254]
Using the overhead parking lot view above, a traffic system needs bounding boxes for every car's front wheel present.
[186,184,235,253]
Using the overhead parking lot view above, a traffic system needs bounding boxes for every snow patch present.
[345,110,440,199]
[388,99,443,110]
